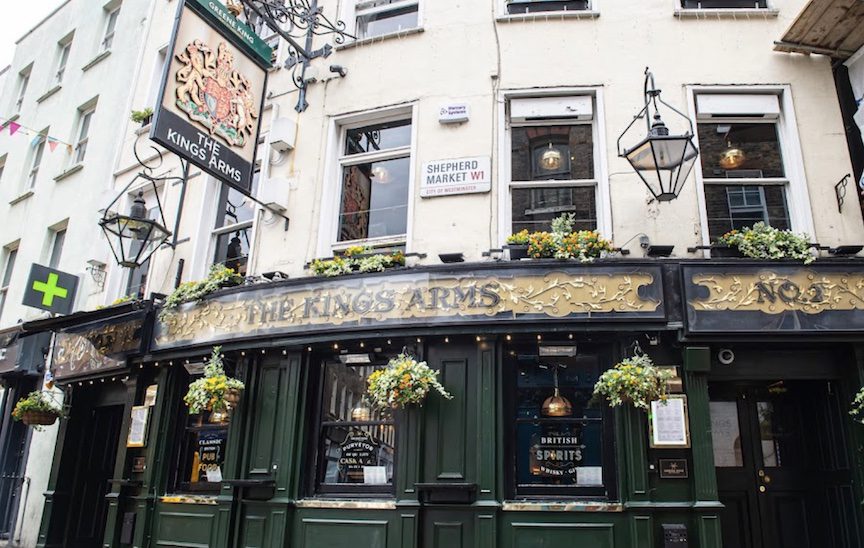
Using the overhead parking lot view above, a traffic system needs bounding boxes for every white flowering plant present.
[718,222,814,264]
[367,353,453,409]
[309,246,405,277]
[850,387,864,425]
[160,264,243,319]
[184,347,245,415]
[592,355,674,411]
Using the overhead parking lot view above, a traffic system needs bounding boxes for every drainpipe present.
[13,476,30,545]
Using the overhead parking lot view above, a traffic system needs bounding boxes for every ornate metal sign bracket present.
[234,0,354,112]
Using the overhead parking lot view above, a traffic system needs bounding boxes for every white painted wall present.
[846,46,864,192]
[0,1,156,544]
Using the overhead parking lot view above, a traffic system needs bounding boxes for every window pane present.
[682,0,767,7]
[213,227,251,275]
[512,125,593,181]
[49,229,65,269]
[177,424,230,492]
[215,172,259,229]
[339,157,409,241]
[698,123,784,179]
[514,351,606,489]
[79,111,93,141]
[2,249,17,287]
[318,362,396,489]
[511,186,596,233]
[709,401,743,467]
[705,184,789,240]
[345,120,411,155]
[356,6,419,40]
[507,0,589,14]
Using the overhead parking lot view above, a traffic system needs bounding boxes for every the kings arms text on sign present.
[151,0,270,193]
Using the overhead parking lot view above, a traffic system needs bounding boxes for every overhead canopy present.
[774,0,864,59]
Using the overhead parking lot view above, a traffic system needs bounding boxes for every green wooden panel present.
[242,515,267,548]
[301,519,388,548]
[477,514,496,548]
[433,522,463,548]
[697,514,723,548]
[623,407,649,500]
[155,510,217,547]
[685,371,718,502]
[248,362,286,475]
[400,513,417,548]
[477,346,497,499]
[631,515,653,548]
[436,358,468,480]
[509,522,614,548]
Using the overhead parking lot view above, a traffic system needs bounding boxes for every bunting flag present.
[0,116,74,153]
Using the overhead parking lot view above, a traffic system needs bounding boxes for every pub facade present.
[1,0,863,546]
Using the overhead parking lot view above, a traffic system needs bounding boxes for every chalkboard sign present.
[338,430,380,483]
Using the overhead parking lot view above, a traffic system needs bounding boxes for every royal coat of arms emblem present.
[174,40,258,148]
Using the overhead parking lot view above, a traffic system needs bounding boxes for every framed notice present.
[649,395,690,448]
[127,406,150,448]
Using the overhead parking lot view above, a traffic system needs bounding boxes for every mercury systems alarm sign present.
[151,0,271,193]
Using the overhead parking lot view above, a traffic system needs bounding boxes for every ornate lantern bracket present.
[233,0,354,112]
[616,68,700,202]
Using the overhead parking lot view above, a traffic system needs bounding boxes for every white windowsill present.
[674,7,779,17]
[82,50,112,72]
[497,10,600,22]
[9,190,34,206]
[36,85,62,103]
[336,27,424,51]
[502,501,624,512]
[54,163,84,182]
[331,236,407,253]
[135,123,152,136]
[295,499,396,510]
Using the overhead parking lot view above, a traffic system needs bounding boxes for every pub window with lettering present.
[309,353,397,494]
[506,342,616,498]
[170,359,239,493]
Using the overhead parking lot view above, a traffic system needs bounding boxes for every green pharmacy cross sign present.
[22,264,79,316]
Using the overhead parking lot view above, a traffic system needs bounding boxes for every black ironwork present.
[99,135,187,269]
[617,68,700,203]
[235,0,354,112]
[835,173,851,213]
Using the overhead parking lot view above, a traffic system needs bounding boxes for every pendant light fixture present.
[542,364,572,417]
[540,143,563,171]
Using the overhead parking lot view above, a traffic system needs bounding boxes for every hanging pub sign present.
[22,264,79,316]
[151,0,271,193]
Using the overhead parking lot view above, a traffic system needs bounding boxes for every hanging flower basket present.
[12,391,63,427]
[592,354,674,412]
[850,387,864,425]
[184,347,245,415]
[367,353,453,409]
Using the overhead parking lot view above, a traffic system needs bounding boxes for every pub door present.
[709,381,861,548]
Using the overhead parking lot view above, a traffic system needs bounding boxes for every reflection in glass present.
[512,125,594,182]
[511,186,596,233]
[704,184,790,240]
[317,361,396,490]
[709,401,743,467]
[698,123,784,179]
[345,120,411,155]
[356,6,419,40]
[339,157,410,241]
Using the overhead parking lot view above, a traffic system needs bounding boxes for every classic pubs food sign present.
[151,0,271,193]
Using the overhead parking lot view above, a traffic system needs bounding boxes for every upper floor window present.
[101,5,121,52]
[0,245,19,322]
[74,108,95,165]
[695,94,791,240]
[310,353,397,495]
[26,131,48,190]
[337,117,412,244]
[681,0,767,8]
[507,0,590,14]
[507,96,599,235]
[212,172,259,276]
[15,68,31,112]
[48,227,66,269]
[0,155,6,186]
[506,341,616,498]
[355,0,419,40]
[55,38,73,85]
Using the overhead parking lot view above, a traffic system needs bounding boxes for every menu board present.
[338,430,380,483]
[650,396,690,448]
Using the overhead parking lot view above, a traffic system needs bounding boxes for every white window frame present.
[687,85,814,250]
[343,0,422,41]
[0,244,19,323]
[101,5,121,53]
[147,46,169,111]
[48,226,67,270]
[0,155,6,186]
[317,103,418,257]
[497,88,612,244]
[73,107,96,165]
[55,38,73,85]
[498,0,599,19]
[210,166,261,274]
[15,69,30,112]
[673,0,776,16]
[26,131,48,190]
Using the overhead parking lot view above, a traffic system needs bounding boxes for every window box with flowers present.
[309,246,405,278]
[713,222,814,264]
[506,214,613,263]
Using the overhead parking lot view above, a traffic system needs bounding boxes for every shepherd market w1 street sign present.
[151,0,271,193]
[22,264,79,316]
